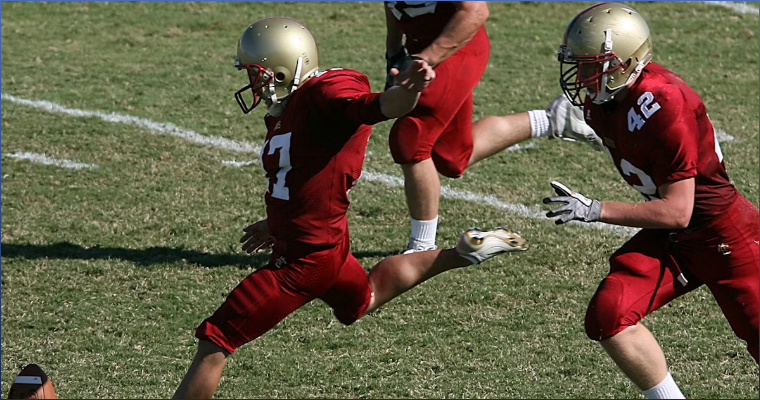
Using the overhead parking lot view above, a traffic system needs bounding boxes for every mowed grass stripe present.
[1,92,640,237]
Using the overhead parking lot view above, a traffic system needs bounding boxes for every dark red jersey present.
[585,62,737,228]
[261,68,387,246]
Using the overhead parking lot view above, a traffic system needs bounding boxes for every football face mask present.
[558,45,625,107]
[234,62,275,114]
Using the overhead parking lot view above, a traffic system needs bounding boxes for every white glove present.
[543,181,602,224]
[547,95,604,152]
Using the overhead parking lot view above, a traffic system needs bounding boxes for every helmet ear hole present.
[275,72,287,82]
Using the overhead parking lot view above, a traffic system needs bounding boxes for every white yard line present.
[0,93,646,237]
[715,130,736,143]
[221,160,259,167]
[3,151,97,170]
[702,1,759,15]
[361,171,640,236]
[0,93,260,154]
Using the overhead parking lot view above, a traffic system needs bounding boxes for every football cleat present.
[456,227,528,264]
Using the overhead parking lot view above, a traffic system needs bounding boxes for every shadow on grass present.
[0,242,398,269]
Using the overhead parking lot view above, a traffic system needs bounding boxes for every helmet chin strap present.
[266,57,305,117]
[290,57,303,95]
[268,81,279,106]
[623,53,652,87]
[592,29,616,105]
[592,29,652,105]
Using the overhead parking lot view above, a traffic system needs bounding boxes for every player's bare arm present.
[598,178,695,229]
[414,1,489,67]
[379,59,436,118]
[544,178,695,230]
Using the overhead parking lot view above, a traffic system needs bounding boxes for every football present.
[7,364,57,399]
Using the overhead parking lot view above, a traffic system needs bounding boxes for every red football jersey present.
[261,69,387,246]
[584,62,737,228]
[385,1,458,54]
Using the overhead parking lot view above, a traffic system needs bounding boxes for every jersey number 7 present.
[261,132,292,200]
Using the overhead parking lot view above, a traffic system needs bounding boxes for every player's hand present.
[543,181,602,224]
[240,219,274,254]
[390,58,435,93]
[385,48,410,91]
[546,95,604,151]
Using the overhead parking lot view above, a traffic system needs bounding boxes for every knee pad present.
[585,276,633,341]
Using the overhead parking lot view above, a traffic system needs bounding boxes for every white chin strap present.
[625,53,652,86]
[266,57,305,117]
[268,81,279,106]
[591,29,651,105]
[290,57,303,96]
[591,29,617,104]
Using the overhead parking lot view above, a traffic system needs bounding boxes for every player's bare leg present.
[366,249,462,312]
[468,97,603,167]
[468,113,532,166]
[600,323,685,399]
[173,340,229,399]
[366,227,528,313]
[401,159,440,252]
[401,159,440,221]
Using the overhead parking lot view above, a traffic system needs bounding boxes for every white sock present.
[410,216,438,246]
[528,109,550,138]
[642,372,685,399]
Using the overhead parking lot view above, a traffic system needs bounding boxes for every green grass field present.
[1,1,758,398]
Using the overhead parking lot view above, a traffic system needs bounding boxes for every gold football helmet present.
[558,3,653,106]
[234,17,320,114]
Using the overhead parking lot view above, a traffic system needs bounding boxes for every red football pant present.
[195,234,373,354]
[389,26,490,178]
[585,196,759,362]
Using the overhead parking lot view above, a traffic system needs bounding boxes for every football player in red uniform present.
[172,17,529,399]
[384,1,601,254]
[544,3,759,399]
